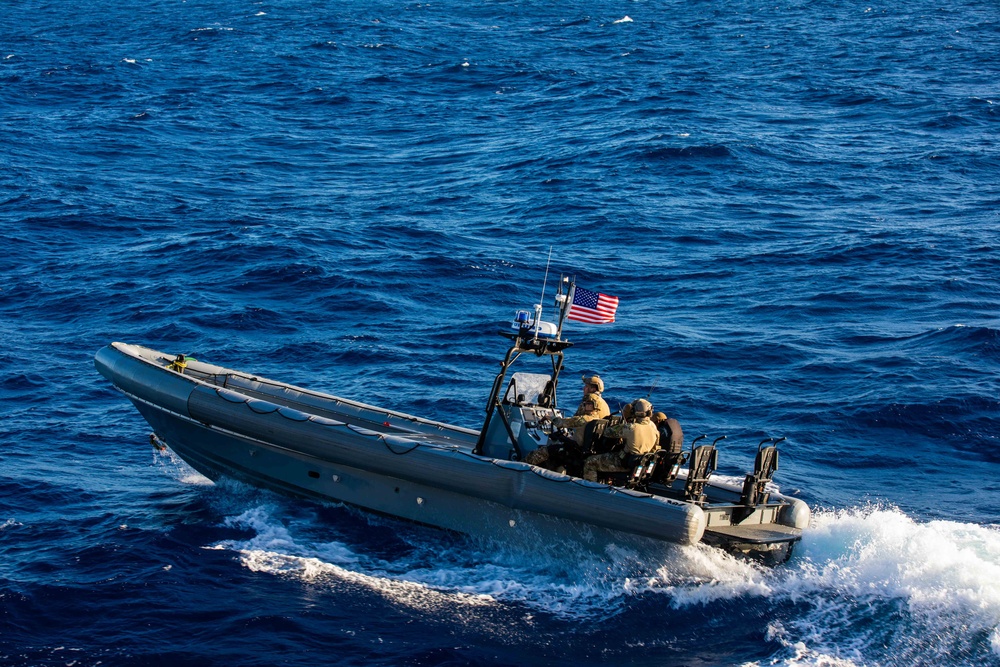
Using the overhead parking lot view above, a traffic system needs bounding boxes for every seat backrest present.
[684,445,718,502]
[625,451,658,489]
[648,449,687,486]
[581,419,609,454]
[755,445,779,483]
[740,444,780,507]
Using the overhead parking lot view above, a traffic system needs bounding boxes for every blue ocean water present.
[2,0,1000,665]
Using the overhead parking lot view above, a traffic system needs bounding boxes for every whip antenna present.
[539,246,553,304]
[646,378,659,399]
[533,246,553,338]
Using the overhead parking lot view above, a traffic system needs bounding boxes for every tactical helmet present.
[653,411,667,422]
[582,375,605,393]
[631,398,653,418]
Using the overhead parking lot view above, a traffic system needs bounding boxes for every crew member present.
[578,375,610,419]
[583,398,659,481]
[524,398,600,469]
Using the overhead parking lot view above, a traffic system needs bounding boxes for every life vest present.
[659,418,684,455]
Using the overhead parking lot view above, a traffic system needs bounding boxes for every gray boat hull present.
[97,343,731,548]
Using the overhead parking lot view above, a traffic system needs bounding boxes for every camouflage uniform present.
[583,400,660,482]
[553,412,601,447]
[522,445,553,467]
[524,401,598,468]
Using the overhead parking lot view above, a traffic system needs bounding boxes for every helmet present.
[653,411,667,422]
[621,403,634,420]
[583,375,605,393]
[631,398,653,418]
[581,398,596,412]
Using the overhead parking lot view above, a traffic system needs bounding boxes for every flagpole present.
[556,277,575,340]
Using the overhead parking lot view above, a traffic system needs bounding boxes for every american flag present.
[567,286,619,324]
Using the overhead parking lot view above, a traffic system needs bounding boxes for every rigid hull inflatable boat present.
[95,286,809,562]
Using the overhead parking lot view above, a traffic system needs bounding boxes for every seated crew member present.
[652,411,684,455]
[578,375,611,419]
[583,398,659,482]
[524,398,600,469]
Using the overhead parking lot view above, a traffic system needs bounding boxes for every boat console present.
[478,371,566,460]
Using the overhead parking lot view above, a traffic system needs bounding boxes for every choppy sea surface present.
[3,1,1000,665]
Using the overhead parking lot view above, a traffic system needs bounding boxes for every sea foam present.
[760,506,1000,665]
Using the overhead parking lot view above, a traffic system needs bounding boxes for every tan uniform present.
[625,417,660,456]
[583,417,659,481]
[576,392,610,419]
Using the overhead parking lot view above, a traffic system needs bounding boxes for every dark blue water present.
[3,1,999,665]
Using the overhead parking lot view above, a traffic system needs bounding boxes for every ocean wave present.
[210,499,669,623]
[198,490,1000,666]
[613,504,1000,667]
[769,506,1000,666]
[0,372,47,393]
[639,145,733,161]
